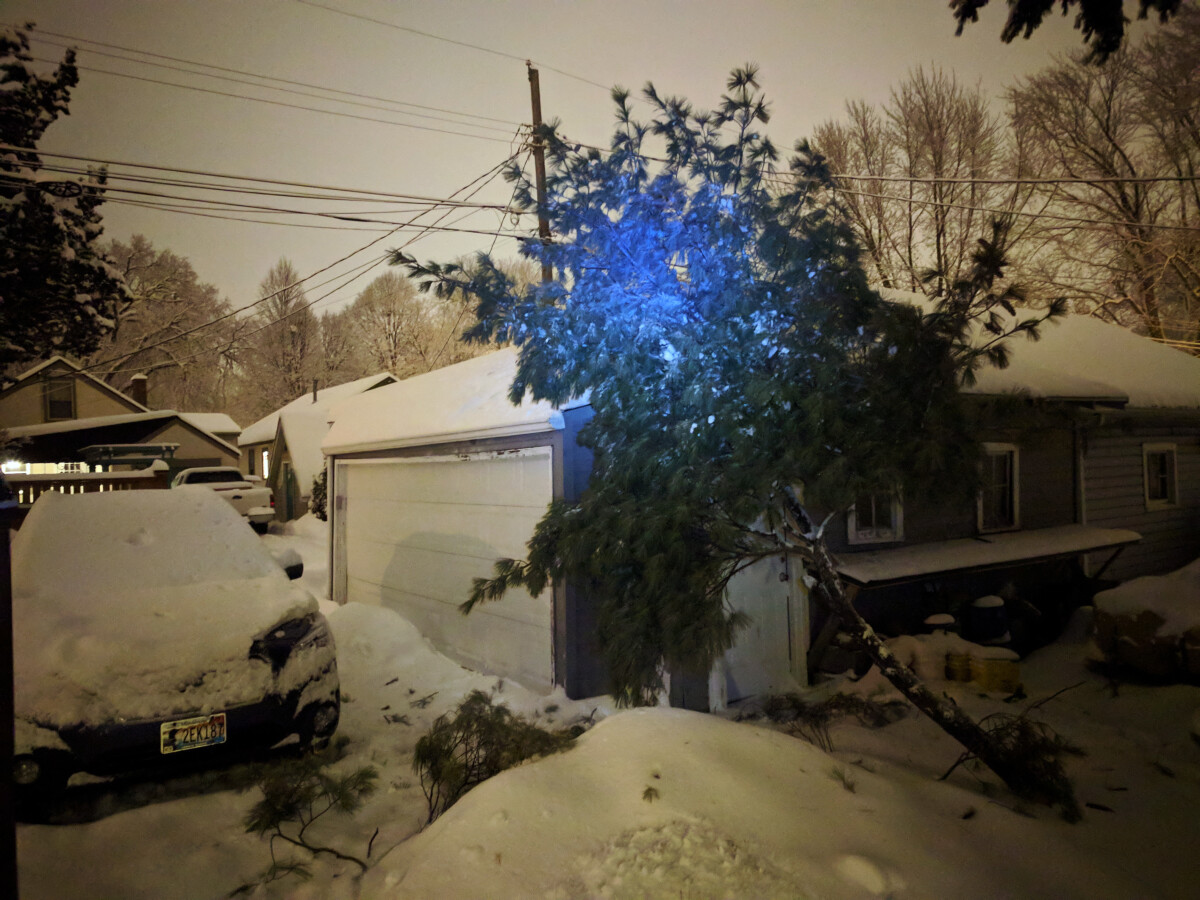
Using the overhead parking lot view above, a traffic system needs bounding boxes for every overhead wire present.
[85,143,531,375]
[78,143,520,374]
[763,178,1200,235]
[0,142,532,207]
[18,27,521,130]
[291,0,613,92]
[28,55,521,144]
[0,171,524,222]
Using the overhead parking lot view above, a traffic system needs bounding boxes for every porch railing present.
[5,466,172,510]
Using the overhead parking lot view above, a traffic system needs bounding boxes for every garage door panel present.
[350,542,548,628]
[341,449,554,691]
[349,454,550,507]
[347,499,543,562]
[372,581,552,689]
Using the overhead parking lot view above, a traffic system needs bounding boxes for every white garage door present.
[336,448,554,691]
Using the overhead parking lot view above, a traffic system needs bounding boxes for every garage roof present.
[883,289,1200,408]
[323,349,587,455]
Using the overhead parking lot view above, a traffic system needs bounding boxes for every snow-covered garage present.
[322,348,807,704]
[322,349,602,697]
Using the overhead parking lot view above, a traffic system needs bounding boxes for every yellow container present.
[969,656,1021,692]
[945,652,973,682]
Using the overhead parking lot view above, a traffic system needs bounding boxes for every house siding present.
[827,426,1077,556]
[1084,425,1200,581]
[0,366,140,427]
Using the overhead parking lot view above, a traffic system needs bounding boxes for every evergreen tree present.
[0,24,130,371]
[950,0,1182,62]
[404,69,1075,816]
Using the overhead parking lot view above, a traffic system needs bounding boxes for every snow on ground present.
[1093,557,1200,636]
[16,517,1200,899]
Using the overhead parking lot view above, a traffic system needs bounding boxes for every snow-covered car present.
[11,486,340,799]
[171,466,276,533]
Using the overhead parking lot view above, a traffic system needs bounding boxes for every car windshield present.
[182,470,243,484]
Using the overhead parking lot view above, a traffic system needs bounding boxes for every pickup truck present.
[170,466,275,533]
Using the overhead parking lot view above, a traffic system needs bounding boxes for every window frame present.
[847,492,904,545]
[977,442,1020,534]
[42,375,76,421]
[1143,442,1178,510]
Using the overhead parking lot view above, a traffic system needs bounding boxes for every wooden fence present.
[5,467,172,526]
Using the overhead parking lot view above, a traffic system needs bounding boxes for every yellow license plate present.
[160,712,227,754]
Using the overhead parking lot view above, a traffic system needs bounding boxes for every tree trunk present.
[807,537,1080,820]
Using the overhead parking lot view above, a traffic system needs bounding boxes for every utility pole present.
[526,61,552,284]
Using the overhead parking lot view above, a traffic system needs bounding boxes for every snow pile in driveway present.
[1093,557,1200,636]
[13,488,317,727]
[363,707,1144,900]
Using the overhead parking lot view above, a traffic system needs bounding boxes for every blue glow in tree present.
[401,67,1076,818]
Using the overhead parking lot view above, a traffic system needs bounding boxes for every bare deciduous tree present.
[237,258,319,418]
[86,235,239,411]
[815,68,1024,296]
[1008,7,1200,349]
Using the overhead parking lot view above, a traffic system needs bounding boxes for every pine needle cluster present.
[413,690,577,823]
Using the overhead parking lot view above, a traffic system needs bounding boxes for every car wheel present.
[297,700,339,751]
[250,521,269,535]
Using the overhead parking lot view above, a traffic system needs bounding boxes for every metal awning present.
[79,443,179,467]
[836,524,1141,589]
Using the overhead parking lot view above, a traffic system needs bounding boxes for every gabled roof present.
[180,412,240,435]
[238,372,397,446]
[6,410,239,456]
[882,290,1200,409]
[323,349,588,455]
[2,355,148,412]
[276,409,333,495]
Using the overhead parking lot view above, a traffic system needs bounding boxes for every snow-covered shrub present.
[310,469,327,521]
[413,690,576,823]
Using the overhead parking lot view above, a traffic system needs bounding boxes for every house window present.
[847,492,903,544]
[1143,443,1178,509]
[261,449,270,479]
[247,452,256,476]
[978,443,1019,533]
[43,376,76,421]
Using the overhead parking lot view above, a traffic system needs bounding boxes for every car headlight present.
[250,614,329,672]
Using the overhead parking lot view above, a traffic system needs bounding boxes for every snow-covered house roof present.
[179,412,240,436]
[882,289,1200,409]
[2,354,149,412]
[323,349,588,455]
[277,408,335,499]
[5,410,240,456]
[238,372,397,447]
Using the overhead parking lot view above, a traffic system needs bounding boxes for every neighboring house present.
[322,350,806,707]
[822,294,1200,656]
[0,356,240,475]
[238,373,397,521]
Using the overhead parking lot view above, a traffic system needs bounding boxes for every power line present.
[0,143,530,207]
[42,40,520,135]
[101,195,537,238]
[292,0,613,92]
[30,56,522,144]
[810,182,1200,234]
[827,172,1200,186]
[83,147,526,374]
[15,25,520,128]
[1,168,524,219]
